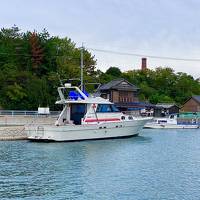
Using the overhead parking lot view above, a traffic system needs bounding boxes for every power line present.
[1,46,200,62]
[87,47,200,62]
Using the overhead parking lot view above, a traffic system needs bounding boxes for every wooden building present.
[97,78,140,111]
[181,96,200,112]
[154,103,180,117]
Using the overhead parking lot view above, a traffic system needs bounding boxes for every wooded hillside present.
[0,26,199,109]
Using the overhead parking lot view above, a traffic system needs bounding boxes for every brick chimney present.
[141,58,147,71]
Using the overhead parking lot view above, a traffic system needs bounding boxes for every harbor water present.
[0,129,200,200]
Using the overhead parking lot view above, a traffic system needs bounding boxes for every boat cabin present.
[55,84,123,126]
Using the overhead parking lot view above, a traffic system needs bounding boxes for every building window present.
[119,91,129,96]
[133,91,138,97]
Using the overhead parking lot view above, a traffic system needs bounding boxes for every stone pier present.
[0,115,56,140]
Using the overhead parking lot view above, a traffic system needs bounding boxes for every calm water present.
[0,129,200,200]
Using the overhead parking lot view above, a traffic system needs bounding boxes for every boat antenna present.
[80,43,84,91]
[57,73,64,86]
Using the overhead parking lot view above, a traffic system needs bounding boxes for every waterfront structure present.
[181,96,200,112]
[26,83,150,142]
[154,103,180,117]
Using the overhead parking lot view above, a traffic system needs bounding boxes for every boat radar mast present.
[80,43,84,91]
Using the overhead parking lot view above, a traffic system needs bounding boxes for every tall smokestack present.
[141,58,147,71]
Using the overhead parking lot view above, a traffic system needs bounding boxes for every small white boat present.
[26,84,151,142]
[144,114,199,129]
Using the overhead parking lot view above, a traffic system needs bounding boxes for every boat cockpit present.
[70,103,86,125]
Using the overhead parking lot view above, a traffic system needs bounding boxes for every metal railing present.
[0,110,61,117]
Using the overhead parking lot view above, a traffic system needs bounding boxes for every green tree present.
[106,67,122,77]
[0,27,97,109]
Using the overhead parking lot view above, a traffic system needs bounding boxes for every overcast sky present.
[1,0,200,78]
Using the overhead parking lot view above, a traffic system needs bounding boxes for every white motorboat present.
[26,84,151,142]
[144,114,199,129]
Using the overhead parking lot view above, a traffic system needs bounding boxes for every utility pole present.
[80,43,84,91]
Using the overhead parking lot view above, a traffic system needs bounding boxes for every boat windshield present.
[96,104,120,113]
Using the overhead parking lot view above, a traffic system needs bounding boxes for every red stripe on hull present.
[84,118,120,122]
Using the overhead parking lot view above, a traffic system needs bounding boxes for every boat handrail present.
[0,110,60,116]
[57,85,88,102]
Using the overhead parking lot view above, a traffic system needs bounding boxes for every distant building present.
[141,57,147,71]
[97,78,140,111]
[154,103,180,117]
[181,96,200,112]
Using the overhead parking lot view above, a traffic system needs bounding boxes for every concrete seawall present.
[0,115,56,140]
[0,126,26,140]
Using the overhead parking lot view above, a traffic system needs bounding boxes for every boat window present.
[111,104,120,112]
[128,116,133,120]
[170,115,174,119]
[121,116,125,120]
[96,104,112,112]
[158,120,167,123]
[96,104,120,113]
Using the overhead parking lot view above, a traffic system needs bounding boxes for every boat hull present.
[26,119,148,142]
[144,123,199,129]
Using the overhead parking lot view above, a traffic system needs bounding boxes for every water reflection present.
[0,129,200,199]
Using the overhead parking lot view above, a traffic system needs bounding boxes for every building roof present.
[192,95,200,103]
[98,78,139,91]
[180,95,200,109]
